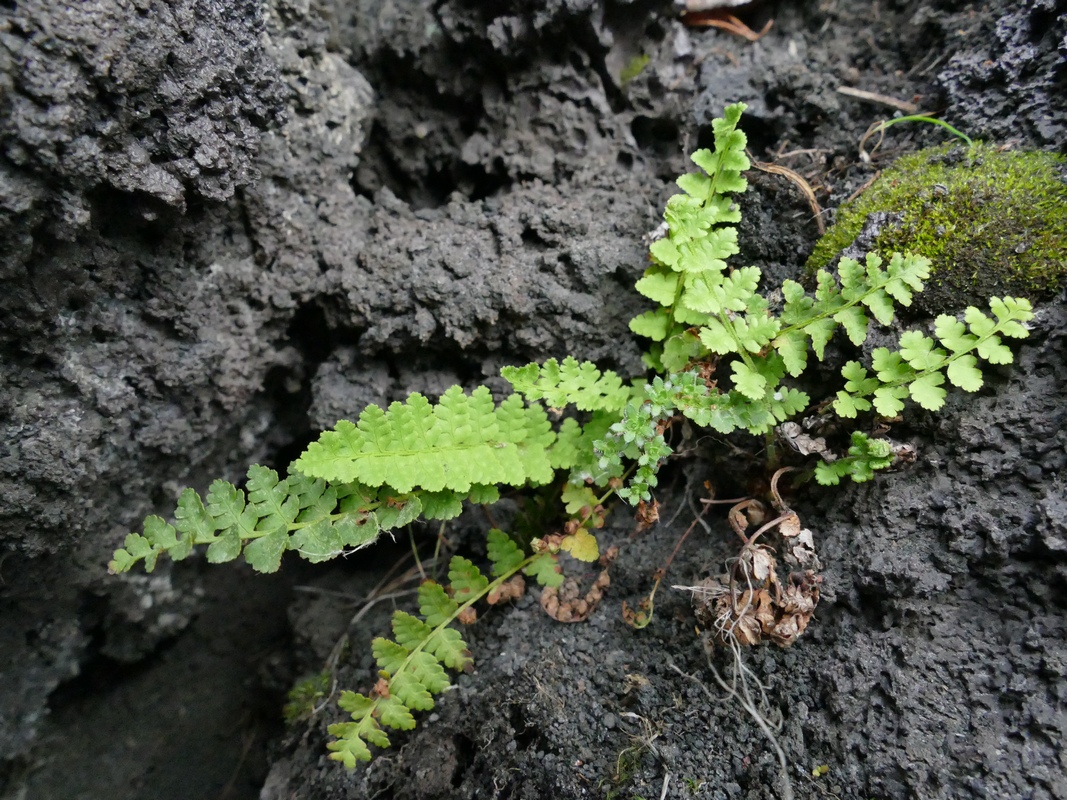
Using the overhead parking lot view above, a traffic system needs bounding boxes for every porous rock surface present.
[1,0,1065,799]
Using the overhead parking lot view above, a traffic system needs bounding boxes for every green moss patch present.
[619,53,650,86]
[808,143,1067,312]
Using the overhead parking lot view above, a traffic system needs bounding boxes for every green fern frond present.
[327,540,562,768]
[814,433,895,485]
[774,252,932,373]
[630,103,751,366]
[502,356,633,412]
[283,672,331,724]
[111,383,616,575]
[294,386,556,492]
[108,469,400,574]
[832,296,1034,416]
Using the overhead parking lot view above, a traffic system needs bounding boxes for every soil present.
[1,1,1065,800]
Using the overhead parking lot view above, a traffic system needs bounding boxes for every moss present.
[808,143,1067,312]
[283,671,331,724]
[619,53,650,86]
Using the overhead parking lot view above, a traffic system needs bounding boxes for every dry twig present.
[836,85,918,114]
[749,155,826,234]
[683,9,773,41]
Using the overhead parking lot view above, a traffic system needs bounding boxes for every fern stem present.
[717,312,761,373]
[764,430,779,472]
[409,528,427,581]
[775,289,875,340]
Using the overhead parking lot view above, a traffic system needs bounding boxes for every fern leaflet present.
[502,356,633,412]
[814,433,895,486]
[108,469,405,574]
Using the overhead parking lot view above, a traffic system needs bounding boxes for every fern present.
[813,432,895,486]
[110,387,567,574]
[611,101,1033,500]
[831,297,1034,416]
[328,530,562,767]
[502,356,633,412]
[108,101,1037,770]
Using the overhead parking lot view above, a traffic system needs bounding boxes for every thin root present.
[671,644,794,800]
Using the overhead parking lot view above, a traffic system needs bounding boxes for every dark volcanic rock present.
[0,0,367,766]
[2,0,1066,798]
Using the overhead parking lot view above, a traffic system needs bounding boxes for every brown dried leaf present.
[770,614,802,646]
[728,498,766,540]
[695,527,822,648]
[778,513,803,538]
[540,565,612,623]
[599,545,620,568]
[754,589,777,630]
[692,576,724,630]
[777,422,835,461]
[533,533,565,553]
[748,547,777,582]
[745,501,767,528]
[487,575,526,605]
[784,528,820,569]
[636,499,660,527]
[730,601,763,647]
[892,442,917,464]
[768,572,822,646]
[456,607,478,625]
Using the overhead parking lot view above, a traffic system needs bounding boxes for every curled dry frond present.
[693,500,822,648]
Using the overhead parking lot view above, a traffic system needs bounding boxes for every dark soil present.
[1,1,1065,799]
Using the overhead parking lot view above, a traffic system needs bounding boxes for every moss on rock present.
[808,143,1067,312]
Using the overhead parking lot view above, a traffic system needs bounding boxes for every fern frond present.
[832,296,1034,416]
[502,356,632,412]
[327,544,562,767]
[629,103,751,369]
[108,469,405,574]
[112,381,614,576]
[814,433,894,485]
[294,386,556,492]
[774,252,932,374]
